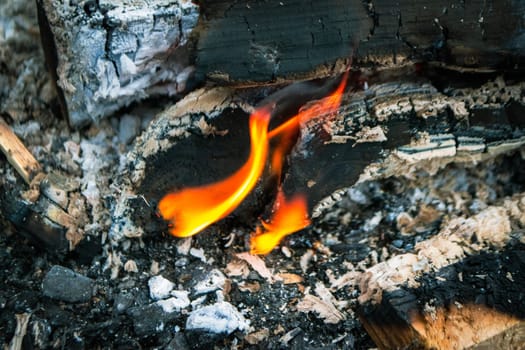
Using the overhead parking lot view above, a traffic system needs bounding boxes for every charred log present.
[109,71,525,240]
[37,0,525,127]
[357,201,525,349]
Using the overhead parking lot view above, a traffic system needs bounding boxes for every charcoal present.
[127,302,181,338]
[42,265,94,303]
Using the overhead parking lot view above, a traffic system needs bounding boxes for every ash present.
[1,1,525,349]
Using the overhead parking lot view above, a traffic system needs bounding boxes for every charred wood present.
[109,72,525,240]
[37,0,525,127]
[357,200,525,349]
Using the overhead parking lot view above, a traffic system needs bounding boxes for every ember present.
[159,73,348,253]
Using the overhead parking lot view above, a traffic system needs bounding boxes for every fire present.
[158,106,271,237]
[250,189,310,255]
[158,72,348,253]
[251,72,349,254]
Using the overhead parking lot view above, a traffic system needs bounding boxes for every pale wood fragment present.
[0,117,41,184]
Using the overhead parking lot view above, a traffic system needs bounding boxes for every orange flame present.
[159,72,348,253]
[268,70,348,140]
[251,72,349,254]
[158,106,271,237]
[250,189,310,255]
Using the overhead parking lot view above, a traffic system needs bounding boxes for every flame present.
[250,189,310,255]
[158,72,348,253]
[251,72,349,254]
[158,106,271,237]
[268,70,348,140]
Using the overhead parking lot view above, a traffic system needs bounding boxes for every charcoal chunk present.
[42,265,94,303]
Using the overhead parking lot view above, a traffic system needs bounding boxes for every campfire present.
[1,0,525,349]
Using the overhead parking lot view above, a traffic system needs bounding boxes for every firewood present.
[0,117,41,185]
[36,0,200,128]
[109,72,525,241]
[356,200,525,349]
[0,117,80,252]
[37,0,525,127]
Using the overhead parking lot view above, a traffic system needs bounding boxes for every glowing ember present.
[159,72,348,253]
[158,106,272,237]
[250,189,310,255]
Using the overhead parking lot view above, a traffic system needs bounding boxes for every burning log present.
[36,0,525,127]
[110,70,525,255]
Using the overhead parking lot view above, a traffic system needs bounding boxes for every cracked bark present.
[38,0,524,127]
[196,0,525,82]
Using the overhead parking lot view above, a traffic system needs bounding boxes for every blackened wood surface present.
[359,243,525,349]
[197,0,525,82]
[112,75,525,239]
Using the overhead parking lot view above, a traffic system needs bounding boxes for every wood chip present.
[150,260,160,275]
[326,269,361,291]
[224,258,250,278]
[235,252,281,283]
[244,328,270,345]
[276,272,304,284]
[300,249,314,273]
[9,313,31,350]
[124,260,138,273]
[238,281,261,293]
[296,294,345,324]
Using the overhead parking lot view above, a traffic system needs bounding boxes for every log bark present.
[196,0,525,82]
[38,0,525,127]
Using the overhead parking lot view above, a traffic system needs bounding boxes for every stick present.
[0,117,42,185]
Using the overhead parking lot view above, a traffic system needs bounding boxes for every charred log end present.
[357,235,525,349]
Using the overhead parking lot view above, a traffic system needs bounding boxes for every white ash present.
[362,211,383,232]
[148,275,175,300]
[190,296,207,309]
[77,127,118,234]
[156,291,190,313]
[348,187,369,205]
[186,302,250,334]
[189,247,207,263]
[176,237,192,255]
[193,269,227,295]
[118,114,142,145]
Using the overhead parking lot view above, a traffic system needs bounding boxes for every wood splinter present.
[0,117,42,185]
[0,117,75,252]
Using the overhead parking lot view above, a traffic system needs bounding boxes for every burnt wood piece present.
[38,1,525,127]
[356,200,525,349]
[0,117,81,252]
[36,0,199,128]
[109,73,525,240]
[1,190,69,254]
[197,0,525,82]
[0,117,42,184]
